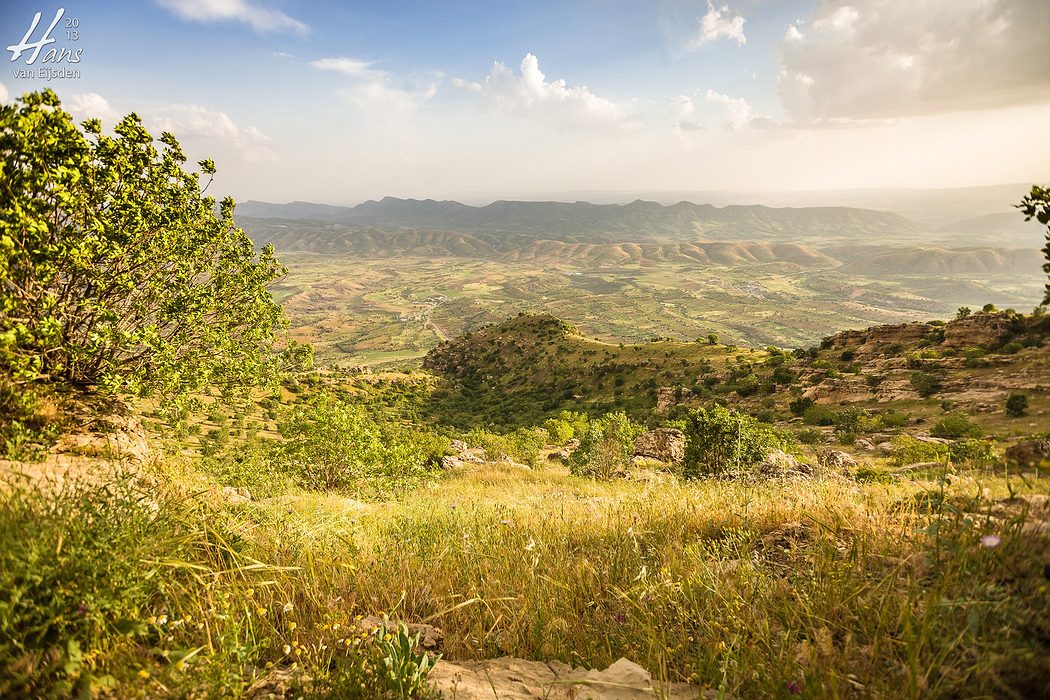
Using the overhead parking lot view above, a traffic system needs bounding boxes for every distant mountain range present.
[237,197,922,243]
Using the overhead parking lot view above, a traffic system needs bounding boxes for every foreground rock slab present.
[429,656,710,699]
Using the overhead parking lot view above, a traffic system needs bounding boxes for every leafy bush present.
[930,412,983,439]
[893,436,949,466]
[543,418,575,444]
[465,427,545,466]
[200,437,291,498]
[796,427,824,445]
[789,397,814,417]
[948,439,999,467]
[1006,393,1029,417]
[682,405,788,477]
[569,412,639,479]
[279,395,444,490]
[910,371,943,397]
[0,472,196,695]
[375,621,440,699]
[802,404,836,426]
[998,342,1024,355]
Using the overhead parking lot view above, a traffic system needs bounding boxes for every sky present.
[2,0,1049,205]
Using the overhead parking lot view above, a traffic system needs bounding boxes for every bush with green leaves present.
[279,395,444,490]
[464,427,545,466]
[930,412,983,439]
[948,439,1000,467]
[682,404,788,478]
[1006,393,1029,417]
[569,411,639,479]
[910,371,943,398]
[893,436,949,466]
[0,90,310,415]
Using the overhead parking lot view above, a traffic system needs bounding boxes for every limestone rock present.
[632,428,685,464]
[428,656,709,699]
[818,450,857,471]
[1005,439,1050,467]
[756,450,811,477]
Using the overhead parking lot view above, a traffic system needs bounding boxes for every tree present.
[682,404,786,477]
[0,90,309,411]
[1005,393,1028,417]
[1016,184,1050,305]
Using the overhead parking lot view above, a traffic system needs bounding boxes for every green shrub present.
[569,412,639,479]
[893,436,949,466]
[948,439,999,467]
[543,418,575,444]
[877,411,910,430]
[682,405,788,478]
[1006,393,1029,417]
[930,413,982,439]
[201,437,291,498]
[465,427,545,466]
[0,472,197,695]
[796,428,824,445]
[802,404,836,426]
[789,397,814,417]
[910,371,943,397]
[998,342,1024,355]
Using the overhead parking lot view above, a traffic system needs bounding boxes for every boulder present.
[632,428,685,464]
[1005,439,1050,467]
[818,450,857,471]
[428,656,708,699]
[218,486,252,504]
[756,449,811,477]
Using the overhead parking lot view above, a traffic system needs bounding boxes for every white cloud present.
[672,95,694,121]
[312,56,437,119]
[778,0,1050,123]
[689,1,746,48]
[273,51,295,59]
[451,77,483,93]
[157,0,308,35]
[0,82,9,103]
[311,57,384,80]
[68,93,117,123]
[478,53,636,132]
[149,104,277,161]
[705,89,752,130]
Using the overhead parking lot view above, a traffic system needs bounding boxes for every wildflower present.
[787,680,802,694]
[147,616,157,625]
[76,603,88,617]
[500,519,510,526]
[137,669,150,680]
[612,613,626,624]
[174,660,187,672]
[256,607,266,616]
[283,602,294,613]
[289,621,298,631]
[246,588,254,597]
[525,538,536,551]
[283,645,291,655]
[157,615,168,625]
[265,662,274,670]
[981,534,1001,548]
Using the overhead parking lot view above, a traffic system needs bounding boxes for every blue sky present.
[3,1,1049,204]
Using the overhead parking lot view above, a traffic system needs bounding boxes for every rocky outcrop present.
[1005,439,1050,467]
[823,322,935,354]
[941,312,1015,349]
[428,656,708,699]
[632,428,685,464]
[818,450,857,471]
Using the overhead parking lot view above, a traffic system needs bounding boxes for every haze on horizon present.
[2,0,1048,206]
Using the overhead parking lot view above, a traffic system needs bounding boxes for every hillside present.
[420,311,1050,428]
[239,197,922,242]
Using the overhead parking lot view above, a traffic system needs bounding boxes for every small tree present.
[1016,185,1050,305]
[956,307,972,319]
[682,404,786,477]
[1005,393,1029,417]
[569,411,638,479]
[0,90,309,413]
